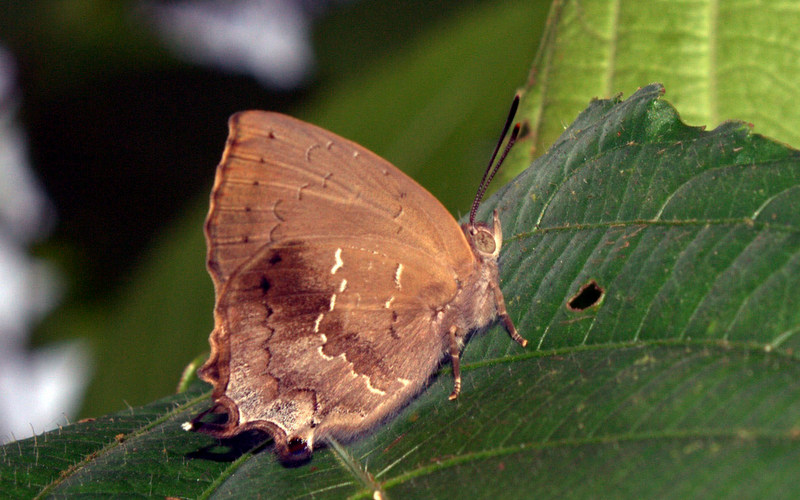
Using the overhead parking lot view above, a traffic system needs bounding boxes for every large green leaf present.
[515,0,800,181]
[4,84,800,498]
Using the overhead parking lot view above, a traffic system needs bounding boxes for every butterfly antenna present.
[469,94,521,225]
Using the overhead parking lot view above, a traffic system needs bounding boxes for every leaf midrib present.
[460,338,798,374]
[372,428,796,497]
[35,392,211,499]
[507,217,799,243]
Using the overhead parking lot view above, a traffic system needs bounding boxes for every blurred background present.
[0,0,546,442]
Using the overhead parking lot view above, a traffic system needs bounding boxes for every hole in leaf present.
[567,280,604,311]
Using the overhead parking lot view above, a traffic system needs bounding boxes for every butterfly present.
[185,96,527,461]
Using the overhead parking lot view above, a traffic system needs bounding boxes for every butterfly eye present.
[472,228,497,255]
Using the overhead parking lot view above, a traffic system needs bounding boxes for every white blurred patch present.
[140,0,323,89]
[0,46,91,445]
[0,241,59,350]
[0,49,55,243]
[0,341,92,444]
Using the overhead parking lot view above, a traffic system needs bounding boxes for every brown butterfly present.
[185,97,527,461]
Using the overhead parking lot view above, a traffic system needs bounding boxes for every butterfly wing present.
[205,111,473,294]
[199,111,478,456]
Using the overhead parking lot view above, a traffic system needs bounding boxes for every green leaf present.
[515,0,800,181]
[5,84,800,498]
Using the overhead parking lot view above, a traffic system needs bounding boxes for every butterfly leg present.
[447,325,462,400]
[492,283,528,347]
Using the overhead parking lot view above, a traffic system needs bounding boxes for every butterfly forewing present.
[205,111,474,294]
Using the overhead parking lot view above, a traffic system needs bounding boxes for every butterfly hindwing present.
[213,237,453,441]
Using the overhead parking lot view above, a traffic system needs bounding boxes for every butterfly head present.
[464,209,503,260]
[465,93,519,261]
